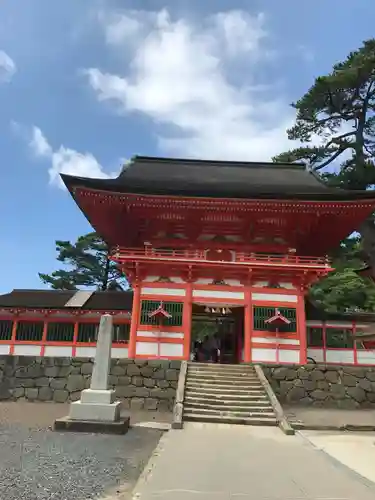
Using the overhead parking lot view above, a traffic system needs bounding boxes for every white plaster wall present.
[136,342,158,356]
[193,290,244,300]
[325,350,355,364]
[251,348,277,362]
[111,347,129,358]
[307,348,324,362]
[137,331,184,339]
[13,345,41,356]
[0,344,10,355]
[159,343,184,357]
[278,349,300,363]
[76,346,97,358]
[252,336,299,345]
[251,292,298,303]
[44,346,73,357]
[357,351,375,365]
[141,287,186,297]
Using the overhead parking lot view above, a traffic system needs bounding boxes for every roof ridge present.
[131,156,307,170]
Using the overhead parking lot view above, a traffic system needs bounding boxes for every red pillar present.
[244,288,252,363]
[297,292,307,364]
[128,285,141,359]
[182,282,193,360]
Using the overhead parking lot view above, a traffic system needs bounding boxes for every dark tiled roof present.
[305,299,375,322]
[62,156,375,201]
[0,289,133,311]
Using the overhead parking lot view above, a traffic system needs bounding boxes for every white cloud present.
[86,8,295,161]
[0,50,16,82]
[29,126,114,189]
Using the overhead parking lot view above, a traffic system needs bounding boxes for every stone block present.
[158,399,171,412]
[301,379,315,391]
[272,367,288,380]
[140,366,154,377]
[316,381,330,391]
[25,388,39,400]
[358,378,372,391]
[342,374,357,387]
[144,378,156,388]
[366,370,375,382]
[115,386,136,398]
[337,398,359,409]
[157,380,170,389]
[50,378,67,390]
[58,366,73,377]
[45,366,60,377]
[53,389,69,403]
[166,369,178,381]
[286,387,306,402]
[309,370,325,382]
[130,398,145,410]
[152,369,166,380]
[329,384,346,399]
[118,376,131,386]
[69,400,121,421]
[70,391,82,402]
[343,366,365,377]
[81,363,93,375]
[169,360,181,369]
[12,387,24,398]
[18,378,35,388]
[127,364,141,376]
[296,367,309,380]
[144,398,158,410]
[132,376,144,387]
[325,370,339,383]
[134,360,148,366]
[108,375,119,386]
[285,369,297,380]
[310,390,328,401]
[347,386,366,403]
[39,387,53,401]
[150,388,169,400]
[366,392,375,403]
[134,387,150,398]
[35,377,49,387]
[111,365,126,376]
[66,375,85,392]
[148,360,165,368]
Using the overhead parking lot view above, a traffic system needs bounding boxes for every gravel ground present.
[0,403,163,500]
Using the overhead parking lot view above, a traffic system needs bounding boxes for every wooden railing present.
[112,247,331,267]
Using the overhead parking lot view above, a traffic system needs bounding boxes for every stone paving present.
[132,422,375,499]
[0,402,164,500]
[285,405,375,429]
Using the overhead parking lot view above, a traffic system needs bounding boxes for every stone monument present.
[54,314,129,434]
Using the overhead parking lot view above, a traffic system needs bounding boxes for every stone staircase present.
[183,363,278,426]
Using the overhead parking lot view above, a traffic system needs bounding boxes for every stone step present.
[186,382,263,392]
[184,401,274,413]
[188,366,256,374]
[188,374,260,382]
[183,413,278,426]
[184,395,270,406]
[185,378,263,391]
[185,388,266,398]
[184,406,276,418]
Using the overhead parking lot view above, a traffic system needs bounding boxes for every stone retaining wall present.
[263,364,375,409]
[0,356,180,411]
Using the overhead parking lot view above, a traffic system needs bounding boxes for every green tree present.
[274,39,375,311]
[39,232,127,291]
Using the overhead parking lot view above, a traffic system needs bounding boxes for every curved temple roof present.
[62,156,375,201]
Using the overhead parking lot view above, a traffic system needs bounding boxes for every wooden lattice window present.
[0,320,12,340]
[16,321,44,341]
[253,306,297,333]
[140,301,183,326]
[77,323,98,343]
[326,328,353,349]
[113,323,130,343]
[47,322,75,342]
[307,327,323,347]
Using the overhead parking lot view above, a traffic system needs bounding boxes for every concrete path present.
[132,423,375,499]
[302,430,375,486]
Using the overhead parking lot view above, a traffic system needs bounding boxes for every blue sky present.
[0,0,374,293]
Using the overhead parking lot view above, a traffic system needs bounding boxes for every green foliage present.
[274,39,375,312]
[39,232,126,291]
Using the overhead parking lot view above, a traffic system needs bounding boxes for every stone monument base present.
[54,415,130,435]
[54,388,129,434]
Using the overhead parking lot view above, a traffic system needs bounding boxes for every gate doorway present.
[191,303,244,364]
